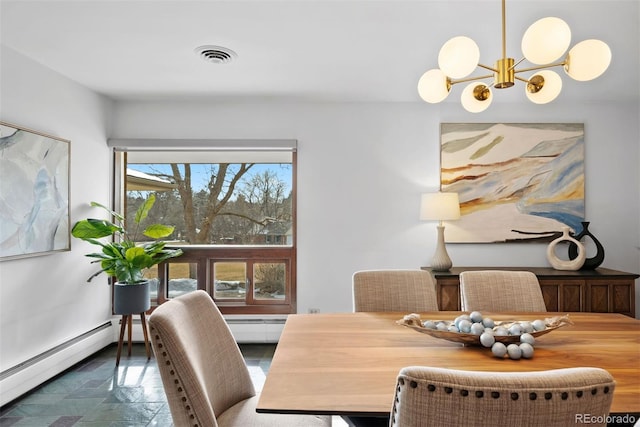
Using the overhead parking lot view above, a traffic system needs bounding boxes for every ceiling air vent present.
[195,45,237,64]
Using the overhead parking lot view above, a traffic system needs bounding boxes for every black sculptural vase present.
[568,221,605,270]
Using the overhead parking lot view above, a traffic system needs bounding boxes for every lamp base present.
[430,225,453,272]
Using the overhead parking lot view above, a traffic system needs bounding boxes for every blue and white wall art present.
[0,122,70,259]
[440,123,585,243]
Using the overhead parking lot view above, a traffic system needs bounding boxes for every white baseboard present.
[0,322,114,407]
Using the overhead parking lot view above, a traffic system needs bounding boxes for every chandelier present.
[417,0,611,112]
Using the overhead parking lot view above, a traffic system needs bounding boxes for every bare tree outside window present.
[122,159,295,311]
[125,163,292,247]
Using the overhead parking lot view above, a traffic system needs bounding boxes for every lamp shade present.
[420,192,461,221]
[461,83,492,113]
[417,69,450,103]
[564,39,612,81]
[525,70,563,104]
[521,17,571,65]
[438,36,480,79]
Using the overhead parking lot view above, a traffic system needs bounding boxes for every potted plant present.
[71,194,183,314]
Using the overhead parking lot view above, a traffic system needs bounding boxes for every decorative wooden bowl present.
[397,314,573,346]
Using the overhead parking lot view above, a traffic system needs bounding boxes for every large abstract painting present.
[440,123,584,243]
[0,122,70,259]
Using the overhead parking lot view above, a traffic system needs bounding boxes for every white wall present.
[111,99,640,315]
[0,46,114,375]
[0,37,638,404]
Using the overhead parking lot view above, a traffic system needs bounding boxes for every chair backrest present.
[459,270,547,312]
[148,290,255,427]
[352,270,439,312]
[391,366,615,427]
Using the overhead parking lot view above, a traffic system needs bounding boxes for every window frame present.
[111,141,297,315]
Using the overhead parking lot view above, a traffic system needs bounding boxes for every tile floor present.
[0,343,280,427]
[6,345,631,427]
[1,344,353,427]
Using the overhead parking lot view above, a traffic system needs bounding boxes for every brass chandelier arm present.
[514,75,532,84]
[513,61,567,74]
[508,57,526,71]
[478,63,499,73]
[449,73,494,86]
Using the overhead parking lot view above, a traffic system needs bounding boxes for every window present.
[110,139,297,314]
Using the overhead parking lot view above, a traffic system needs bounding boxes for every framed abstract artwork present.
[0,121,70,259]
[440,123,585,243]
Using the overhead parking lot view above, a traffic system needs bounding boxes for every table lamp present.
[420,192,461,271]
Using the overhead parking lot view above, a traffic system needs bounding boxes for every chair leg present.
[116,314,128,366]
[140,312,151,360]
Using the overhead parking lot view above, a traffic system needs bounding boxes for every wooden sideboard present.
[421,266,639,318]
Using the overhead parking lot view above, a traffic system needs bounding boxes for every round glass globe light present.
[461,83,492,113]
[521,17,571,65]
[438,36,480,79]
[417,69,450,103]
[565,39,612,81]
[526,70,563,104]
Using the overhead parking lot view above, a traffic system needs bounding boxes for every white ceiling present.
[1,0,638,104]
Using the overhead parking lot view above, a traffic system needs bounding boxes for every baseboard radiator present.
[0,321,114,407]
[224,316,286,343]
[121,315,287,343]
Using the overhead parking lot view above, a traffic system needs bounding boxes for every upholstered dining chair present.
[459,270,547,312]
[148,290,330,427]
[390,366,615,427]
[352,269,439,312]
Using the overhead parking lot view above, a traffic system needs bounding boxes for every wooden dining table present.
[256,311,640,417]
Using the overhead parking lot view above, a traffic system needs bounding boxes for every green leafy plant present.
[71,194,183,283]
